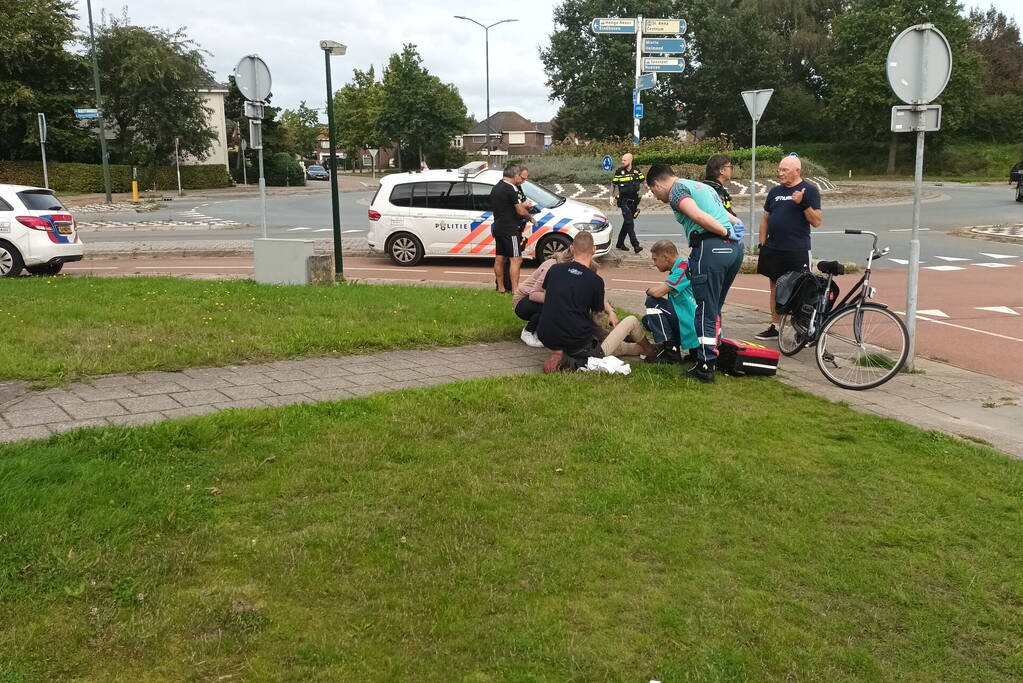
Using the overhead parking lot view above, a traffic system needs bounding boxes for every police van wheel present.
[536,234,572,263]
[0,241,24,278]
[386,232,424,267]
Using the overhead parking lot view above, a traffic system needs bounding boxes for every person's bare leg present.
[770,280,781,325]
[509,257,523,292]
[494,256,507,292]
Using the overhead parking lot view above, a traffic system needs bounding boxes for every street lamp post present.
[86,0,112,203]
[320,40,347,281]
[454,16,517,164]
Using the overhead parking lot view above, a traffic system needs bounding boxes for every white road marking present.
[287,227,312,231]
[344,267,429,273]
[313,228,332,232]
[976,306,1020,316]
[443,271,492,276]
[974,262,1015,268]
[980,253,1016,259]
[64,266,119,270]
[895,311,1023,344]
[923,265,966,271]
[917,309,949,318]
[343,229,366,233]
[136,266,254,270]
[933,256,970,261]
[888,258,909,265]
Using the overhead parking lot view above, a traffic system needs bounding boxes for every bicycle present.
[777,230,910,390]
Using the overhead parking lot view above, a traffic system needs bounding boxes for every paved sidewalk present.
[0,343,547,444]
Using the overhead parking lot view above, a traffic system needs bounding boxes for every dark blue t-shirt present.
[763,181,821,251]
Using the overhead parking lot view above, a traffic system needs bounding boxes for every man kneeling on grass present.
[642,240,699,364]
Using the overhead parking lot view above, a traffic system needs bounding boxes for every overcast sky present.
[77,0,1021,125]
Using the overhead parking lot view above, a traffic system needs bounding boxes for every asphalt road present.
[77,182,1023,267]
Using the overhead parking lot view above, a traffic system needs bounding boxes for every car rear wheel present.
[0,242,24,278]
[536,234,572,262]
[386,232,425,266]
[27,262,64,276]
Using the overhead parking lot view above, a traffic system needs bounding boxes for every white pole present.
[905,129,925,371]
[174,136,183,197]
[257,145,267,238]
[633,15,643,145]
[749,120,757,251]
[38,113,49,189]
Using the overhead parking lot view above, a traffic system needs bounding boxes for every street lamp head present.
[319,40,347,56]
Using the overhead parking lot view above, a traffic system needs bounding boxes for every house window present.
[508,132,525,145]
[319,140,329,149]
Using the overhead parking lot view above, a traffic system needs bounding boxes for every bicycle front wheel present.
[816,304,909,390]
[778,314,808,356]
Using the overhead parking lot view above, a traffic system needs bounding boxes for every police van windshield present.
[520,180,565,208]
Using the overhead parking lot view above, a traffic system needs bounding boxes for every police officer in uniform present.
[704,154,737,217]
[646,164,746,383]
[611,153,645,254]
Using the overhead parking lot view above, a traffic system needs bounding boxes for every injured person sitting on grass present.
[642,240,699,365]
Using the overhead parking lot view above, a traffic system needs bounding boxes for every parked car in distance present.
[0,184,84,277]
[306,165,330,181]
[367,161,613,267]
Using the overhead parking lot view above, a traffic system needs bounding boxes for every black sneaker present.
[616,245,629,252]
[686,360,715,384]
[755,325,779,340]
[633,245,643,254]
[646,345,682,365]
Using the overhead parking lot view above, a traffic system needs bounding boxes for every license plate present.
[56,223,73,235]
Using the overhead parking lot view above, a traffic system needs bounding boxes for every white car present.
[0,184,83,277]
[367,162,613,266]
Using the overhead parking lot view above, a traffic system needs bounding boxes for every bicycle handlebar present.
[844,229,861,235]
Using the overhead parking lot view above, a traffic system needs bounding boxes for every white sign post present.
[592,16,686,145]
[368,148,379,179]
[37,113,49,189]
[886,24,952,371]
[234,55,273,238]
[741,89,773,251]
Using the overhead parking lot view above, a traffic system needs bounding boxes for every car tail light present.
[368,210,381,221]
[16,216,53,231]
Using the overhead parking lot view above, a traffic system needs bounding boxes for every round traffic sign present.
[886,25,952,105]
[234,55,272,102]
[602,155,613,172]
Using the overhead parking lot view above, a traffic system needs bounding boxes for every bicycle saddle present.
[817,260,846,276]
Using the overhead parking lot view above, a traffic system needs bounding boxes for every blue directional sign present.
[642,57,686,73]
[602,155,613,172]
[636,72,657,91]
[73,108,99,119]
[591,18,637,34]
[643,38,687,54]
[634,103,645,119]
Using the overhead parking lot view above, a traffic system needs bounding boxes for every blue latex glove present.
[727,219,746,242]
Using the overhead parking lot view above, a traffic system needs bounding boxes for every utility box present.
[253,238,318,285]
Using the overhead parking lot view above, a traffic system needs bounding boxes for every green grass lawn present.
[0,278,519,385]
[2,369,1021,681]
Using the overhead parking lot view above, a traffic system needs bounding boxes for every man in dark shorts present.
[489,164,536,293]
[755,154,822,340]
[536,231,606,372]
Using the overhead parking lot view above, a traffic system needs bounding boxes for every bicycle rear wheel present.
[778,314,808,356]
[815,304,909,390]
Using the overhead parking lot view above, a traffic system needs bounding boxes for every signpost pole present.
[37,114,49,189]
[905,129,925,371]
[241,139,248,185]
[86,0,112,204]
[256,131,267,239]
[749,120,757,251]
[174,136,183,197]
[633,14,643,145]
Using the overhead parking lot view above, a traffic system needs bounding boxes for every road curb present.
[958,225,1023,244]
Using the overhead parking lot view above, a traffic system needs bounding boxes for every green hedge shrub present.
[263,153,306,187]
[0,161,234,193]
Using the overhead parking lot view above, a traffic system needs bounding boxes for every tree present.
[968,6,1023,96]
[378,45,471,167]
[0,0,92,161]
[279,102,322,158]
[542,0,689,140]
[95,15,216,166]
[333,66,388,169]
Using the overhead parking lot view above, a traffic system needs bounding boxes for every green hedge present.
[633,145,784,166]
[0,161,234,194]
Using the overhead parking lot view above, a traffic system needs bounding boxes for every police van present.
[367,162,613,266]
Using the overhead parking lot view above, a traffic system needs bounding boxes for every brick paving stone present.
[303,389,354,402]
[163,405,221,419]
[0,425,53,443]
[134,370,189,384]
[91,376,143,388]
[381,369,426,382]
[130,381,188,396]
[173,376,236,391]
[169,389,231,407]
[222,372,272,386]
[220,385,277,400]
[269,381,317,396]
[108,412,166,427]
[217,398,269,411]
[4,395,58,411]
[417,365,458,378]
[119,395,182,414]
[262,369,318,383]
[64,400,127,420]
[4,407,70,428]
[314,364,354,378]
[73,386,138,402]
[347,374,388,388]
[51,418,109,434]
[343,363,387,375]
[309,376,354,391]
[262,394,315,407]
[45,391,86,407]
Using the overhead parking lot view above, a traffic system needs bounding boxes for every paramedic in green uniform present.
[643,240,699,364]
[611,153,645,254]
[646,164,745,383]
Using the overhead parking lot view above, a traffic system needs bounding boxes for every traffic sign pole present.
[741,89,773,252]
[633,14,643,145]
[37,113,49,189]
